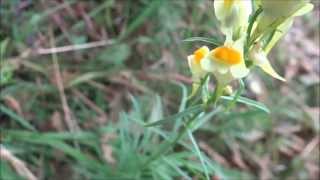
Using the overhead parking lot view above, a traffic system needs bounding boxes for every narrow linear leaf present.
[144,105,202,127]
[0,39,10,60]
[182,37,222,46]
[187,130,210,180]
[174,82,188,131]
[247,7,263,39]
[0,105,36,131]
[68,71,110,87]
[162,157,192,180]
[192,106,222,132]
[221,96,270,113]
[3,130,104,171]
[120,0,163,40]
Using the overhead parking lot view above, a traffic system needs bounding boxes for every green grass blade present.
[0,105,36,131]
[119,0,163,40]
[68,71,110,87]
[3,130,105,172]
[162,157,191,180]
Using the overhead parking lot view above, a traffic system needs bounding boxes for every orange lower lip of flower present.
[193,47,208,64]
[212,46,241,65]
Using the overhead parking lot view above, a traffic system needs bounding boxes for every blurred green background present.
[0,0,319,179]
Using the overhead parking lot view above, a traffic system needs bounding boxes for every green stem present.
[207,82,224,107]
[142,111,201,169]
[142,78,225,170]
[225,79,245,111]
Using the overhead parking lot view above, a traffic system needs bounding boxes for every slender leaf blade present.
[0,105,36,131]
[182,37,222,46]
[145,105,202,127]
[221,96,270,113]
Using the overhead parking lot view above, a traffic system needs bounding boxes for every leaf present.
[221,96,270,113]
[70,35,87,44]
[177,83,188,113]
[191,107,222,132]
[97,43,131,66]
[162,157,191,180]
[144,105,202,127]
[3,130,105,172]
[0,62,14,85]
[245,7,263,52]
[174,83,188,131]
[0,38,9,60]
[0,161,21,180]
[68,71,110,87]
[0,105,36,131]
[187,129,210,180]
[149,95,164,123]
[119,0,163,40]
[182,37,222,46]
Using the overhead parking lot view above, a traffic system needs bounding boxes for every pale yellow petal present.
[214,0,252,39]
[230,63,249,79]
[263,3,314,54]
[261,0,308,18]
[292,3,314,17]
[258,60,286,81]
[216,63,229,74]
[200,57,215,73]
[238,0,252,27]
[213,71,233,86]
[187,55,194,69]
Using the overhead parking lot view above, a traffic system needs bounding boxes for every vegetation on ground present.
[0,0,319,179]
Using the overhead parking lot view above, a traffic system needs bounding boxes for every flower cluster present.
[187,0,313,98]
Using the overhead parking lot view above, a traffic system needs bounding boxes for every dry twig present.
[49,29,79,132]
[0,146,37,180]
[36,40,113,55]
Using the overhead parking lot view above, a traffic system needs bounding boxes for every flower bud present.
[255,0,313,36]
[223,85,233,95]
[261,0,308,18]
[214,0,252,40]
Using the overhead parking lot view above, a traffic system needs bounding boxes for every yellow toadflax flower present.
[214,0,252,41]
[258,0,313,29]
[200,39,249,85]
[250,0,313,81]
[253,0,313,47]
[260,0,313,53]
[188,46,209,81]
[187,46,210,96]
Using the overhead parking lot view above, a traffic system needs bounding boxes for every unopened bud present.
[223,85,233,95]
